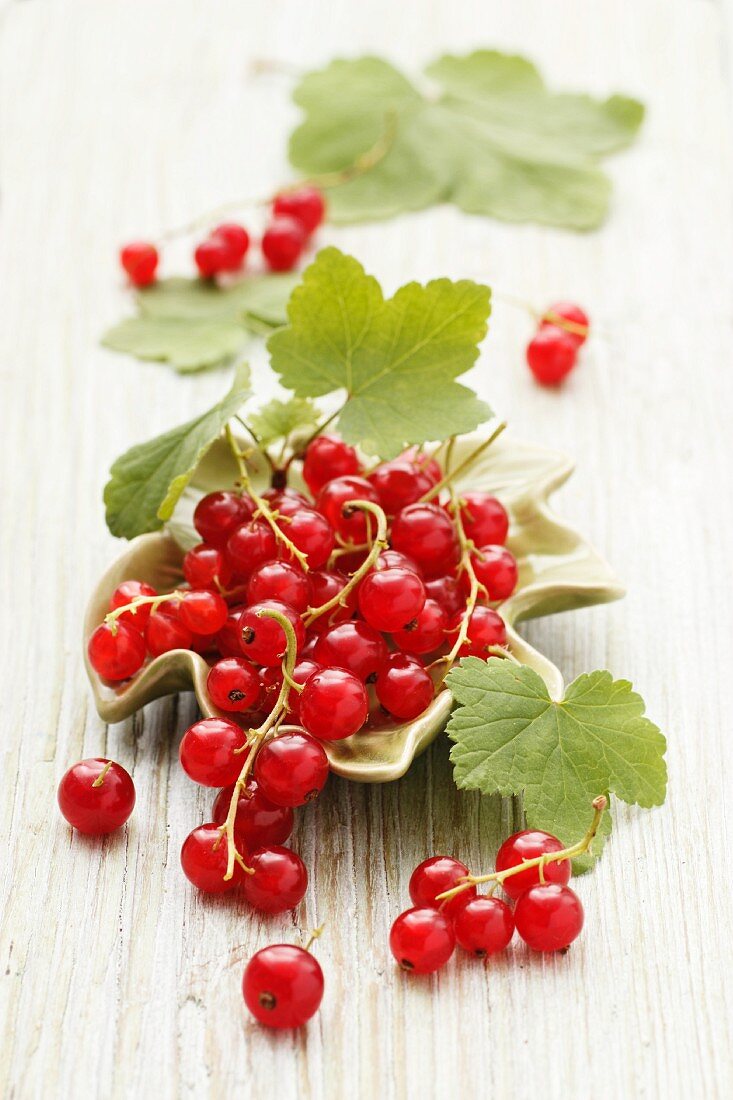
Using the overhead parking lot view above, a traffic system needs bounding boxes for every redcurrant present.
[194,491,254,548]
[368,458,433,515]
[458,492,509,547]
[280,508,335,569]
[119,241,158,287]
[239,600,305,666]
[313,621,387,681]
[212,780,293,849]
[87,621,146,681]
[272,186,326,234]
[247,560,310,613]
[179,717,247,787]
[212,222,250,271]
[194,237,229,279]
[242,846,308,912]
[514,883,584,952]
[254,732,329,807]
[470,544,518,601]
[449,605,507,658]
[376,654,434,720]
[389,908,455,973]
[541,301,589,346]
[207,657,261,713]
[243,944,324,1029]
[179,590,228,635]
[526,325,578,386]
[358,567,426,633]
[145,609,193,657]
[108,580,157,629]
[316,476,380,544]
[183,543,231,590]
[453,896,515,956]
[392,599,447,656]
[390,503,459,578]
[302,434,359,495]
[299,667,368,740]
[409,855,476,918]
[57,758,135,834]
[225,521,278,578]
[180,822,242,893]
[495,829,571,900]
[261,216,306,272]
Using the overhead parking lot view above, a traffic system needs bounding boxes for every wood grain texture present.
[1,1,731,1097]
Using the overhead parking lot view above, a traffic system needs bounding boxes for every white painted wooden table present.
[1,2,732,1097]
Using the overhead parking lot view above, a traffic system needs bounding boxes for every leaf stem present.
[282,405,345,473]
[303,501,388,627]
[233,415,275,473]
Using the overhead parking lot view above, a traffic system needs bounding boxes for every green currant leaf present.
[289,51,644,229]
[446,657,667,870]
[102,317,246,373]
[247,396,321,446]
[267,247,492,459]
[103,363,251,538]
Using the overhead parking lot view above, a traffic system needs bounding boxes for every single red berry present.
[514,883,584,952]
[247,560,310,613]
[226,521,278,579]
[458,492,509,546]
[358,567,426,633]
[179,589,228,635]
[316,476,381,545]
[212,222,250,270]
[368,459,433,515]
[299,667,369,740]
[145,608,193,657]
[254,732,329,807]
[302,434,359,495]
[179,717,247,787]
[377,549,421,575]
[108,580,158,629]
[212,780,293,849]
[243,944,324,1029]
[453,896,515,957]
[409,856,476,918]
[207,657,261,713]
[58,758,135,834]
[261,216,306,272]
[242,846,308,912]
[392,599,447,656]
[391,503,460,578]
[194,236,229,279]
[449,605,507,658]
[526,325,578,386]
[260,658,320,720]
[239,600,306,666]
[495,829,571,900]
[262,486,310,511]
[389,907,455,973]
[120,241,158,287]
[194,491,254,548]
[280,508,335,570]
[313,621,387,681]
[87,621,147,681]
[469,544,518,601]
[183,543,232,590]
[541,301,589,346]
[376,654,434,720]
[423,575,464,618]
[180,822,243,893]
[272,186,326,234]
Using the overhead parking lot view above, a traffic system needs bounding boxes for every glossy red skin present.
[313,621,388,681]
[260,658,320,720]
[243,945,324,1029]
[459,492,509,547]
[514,883,584,952]
[453,897,515,956]
[376,549,422,575]
[215,607,246,657]
[526,325,578,386]
[180,823,243,893]
[206,657,261,713]
[424,575,464,618]
[212,223,250,270]
[376,654,434,720]
[307,570,357,629]
[469,544,518,601]
[389,908,455,973]
[195,237,230,278]
[179,590,228,635]
[247,560,310,613]
[254,732,329,807]
[57,758,135,834]
[120,241,158,286]
[272,186,326,234]
[390,503,460,578]
[450,605,507,658]
[238,600,306,666]
[358,567,426,633]
[368,459,433,515]
[183,544,232,590]
[145,609,193,657]
[179,717,247,787]
[316,476,381,544]
[242,846,308,912]
[212,780,293,849]
[392,599,447,656]
[299,668,368,741]
[261,216,306,271]
[87,621,147,681]
[541,301,589,346]
[302,434,359,495]
[226,521,278,578]
[408,856,476,918]
[262,487,310,512]
[495,829,571,900]
[400,447,442,486]
[194,491,254,548]
[109,580,158,629]
[280,509,335,570]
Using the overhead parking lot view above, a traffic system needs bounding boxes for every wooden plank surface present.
[1,2,731,1097]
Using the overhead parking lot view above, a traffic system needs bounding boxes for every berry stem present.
[302,924,326,953]
[225,424,310,571]
[91,761,114,788]
[436,796,608,904]
[221,608,300,881]
[303,500,388,627]
[104,590,186,634]
[419,422,507,503]
[233,415,276,473]
[282,407,344,475]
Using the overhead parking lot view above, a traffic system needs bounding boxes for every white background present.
[1,2,731,1097]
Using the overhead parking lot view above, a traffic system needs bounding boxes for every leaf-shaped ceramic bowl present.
[84,430,624,782]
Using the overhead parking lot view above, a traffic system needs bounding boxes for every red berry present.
[254,732,329,807]
[57,759,135,834]
[541,301,589,346]
[179,717,247,787]
[261,658,320,719]
[207,657,261,713]
[212,222,250,271]
[299,667,368,740]
[226,521,278,578]
[243,846,308,912]
[108,580,158,629]
[307,570,356,628]
[243,944,324,1029]
[194,236,229,279]
[470,545,518,601]
[391,503,460,578]
[514,883,584,952]
[526,325,578,386]
[262,487,310,512]
[424,575,464,618]
[458,492,509,546]
[272,186,326,235]
[119,241,158,287]
[145,608,193,657]
[215,607,246,657]
[453,896,515,957]
[368,459,433,515]
[376,654,434,720]
[358,567,426,633]
[302,434,359,495]
[183,543,232,590]
[239,600,305,666]
[495,829,571,900]
[194,491,254,548]
[281,508,335,570]
[392,599,447,656]
[389,908,455,973]
[316,476,380,545]
[377,549,421,575]
[179,589,228,635]
[261,216,306,272]
[409,856,476,918]
[87,621,147,681]
[180,822,242,893]
[212,780,293,849]
[449,606,507,658]
[247,560,310,613]
[313,620,387,681]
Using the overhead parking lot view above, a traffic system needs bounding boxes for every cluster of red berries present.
[118,185,326,287]
[526,301,590,386]
[390,828,586,973]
